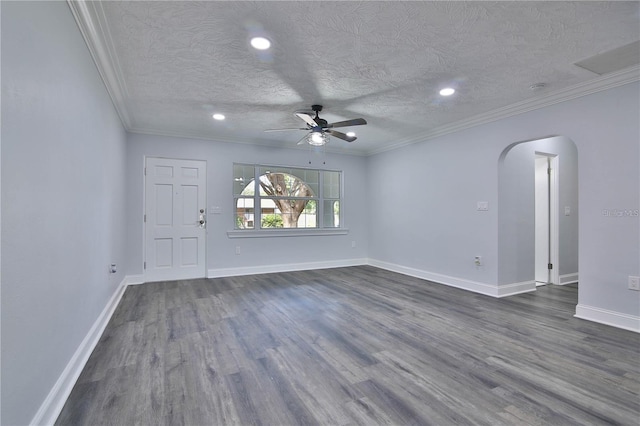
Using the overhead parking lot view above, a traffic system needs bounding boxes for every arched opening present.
[498,136,579,296]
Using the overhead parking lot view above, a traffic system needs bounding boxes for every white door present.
[534,154,559,286]
[145,157,206,282]
[534,155,550,284]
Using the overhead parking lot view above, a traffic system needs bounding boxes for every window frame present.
[228,163,348,238]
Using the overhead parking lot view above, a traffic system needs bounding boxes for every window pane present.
[299,200,317,228]
[323,200,340,228]
[260,199,317,228]
[300,169,319,194]
[259,167,319,195]
[240,179,256,196]
[258,172,315,198]
[323,171,341,199]
[235,197,254,229]
[233,164,255,196]
[233,163,341,231]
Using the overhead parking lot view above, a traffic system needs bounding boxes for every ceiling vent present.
[574,40,640,75]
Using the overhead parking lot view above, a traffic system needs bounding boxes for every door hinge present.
[144,261,146,270]
[144,214,146,223]
[548,263,553,270]
[144,167,147,176]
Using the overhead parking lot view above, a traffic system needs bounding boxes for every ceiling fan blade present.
[327,118,367,128]
[327,129,357,142]
[295,112,319,128]
[264,128,307,132]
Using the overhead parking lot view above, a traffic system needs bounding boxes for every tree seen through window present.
[234,164,341,230]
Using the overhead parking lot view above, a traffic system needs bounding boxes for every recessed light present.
[529,83,546,91]
[250,37,271,50]
[346,132,356,137]
[439,88,455,96]
[212,113,225,121]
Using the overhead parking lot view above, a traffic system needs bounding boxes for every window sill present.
[227,228,349,238]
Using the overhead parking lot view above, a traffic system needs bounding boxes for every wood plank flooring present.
[56,266,640,425]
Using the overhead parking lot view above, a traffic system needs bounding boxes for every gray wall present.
[1,2,127,425]
[125,133,369,277]
[368,81,639,317]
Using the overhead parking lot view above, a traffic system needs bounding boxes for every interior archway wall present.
[498,136,579,289]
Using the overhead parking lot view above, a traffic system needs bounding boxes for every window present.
[233,164,342,232]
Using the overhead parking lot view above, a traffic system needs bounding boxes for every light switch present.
[210,206,221,214]
[564,206,571,216]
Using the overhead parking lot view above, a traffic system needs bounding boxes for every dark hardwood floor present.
[56,266,640,425]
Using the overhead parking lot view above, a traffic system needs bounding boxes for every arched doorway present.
[498,136,579,294]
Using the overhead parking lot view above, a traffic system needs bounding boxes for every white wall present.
[368,82,639,327]
[367,130,500,290]
[1,2,128,425]
[125,133,369,279]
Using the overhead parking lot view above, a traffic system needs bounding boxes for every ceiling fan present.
[265,105,367,146]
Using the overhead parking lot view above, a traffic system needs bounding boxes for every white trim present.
[534,152,560,285]
[30,277,128,426]
[496,280,538,297]
[559,273,579,285]
[227,228,349,238]
[575,304,640,333]
[208,258,367,278]
[66,1,132,128]
[125,274,145,286]
[367,259,536,298]
[549,155,560,285]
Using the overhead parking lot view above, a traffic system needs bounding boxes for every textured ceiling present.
[72,1,640,155]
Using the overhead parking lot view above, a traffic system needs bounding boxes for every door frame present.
[142,156,207,282]
[535,152,559,285]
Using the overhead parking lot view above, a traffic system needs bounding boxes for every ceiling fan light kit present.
[307,131,328,146]
[266,104,367,147]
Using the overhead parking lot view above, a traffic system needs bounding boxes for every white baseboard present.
[30,277,128,426]
[208,258,368,278]
[575,304,640,333]
[367,259,536,298]
[559,273,579,285]
[496,280,537,297]
[125,274,145,285]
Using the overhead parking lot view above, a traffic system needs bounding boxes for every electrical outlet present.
[351,241,356,248]
[629,276,640,291]
[474,256,482,266]
[235,246,241,255]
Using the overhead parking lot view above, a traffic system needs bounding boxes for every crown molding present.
[67,0,133,128]
[369,65,640,156]
[68,0,638,157]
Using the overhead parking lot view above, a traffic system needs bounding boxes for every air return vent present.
[574,40,640,75]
